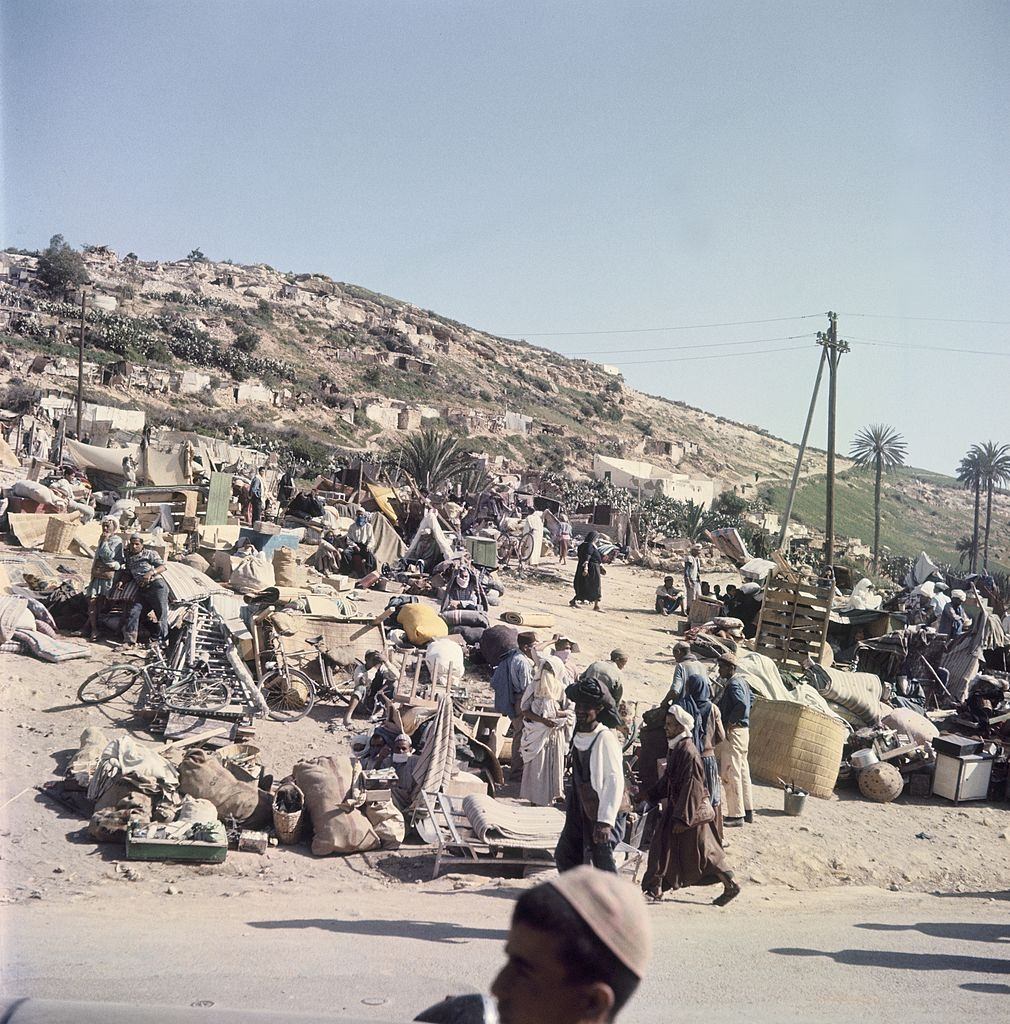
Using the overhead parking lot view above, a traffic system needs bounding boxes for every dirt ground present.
[2,548,1009,911]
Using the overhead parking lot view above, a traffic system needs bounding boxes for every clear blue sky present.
[3,1,1008,475]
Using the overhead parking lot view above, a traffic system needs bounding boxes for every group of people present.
[84,516,171,648]
[905,580,973,637]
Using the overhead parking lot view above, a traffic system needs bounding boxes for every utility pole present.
[777,343,828,550]
[75,287,88,439]
[821,312,849,571]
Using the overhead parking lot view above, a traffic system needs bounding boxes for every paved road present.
[2,886,1008,1023]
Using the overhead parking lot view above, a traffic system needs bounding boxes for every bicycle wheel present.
[260,668,316,722]
[163,677,233,713]
[77,664,143,705]
[496,534,514,566]
[518,532,535,563]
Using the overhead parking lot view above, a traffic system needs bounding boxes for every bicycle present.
[495,520,535,575]
[249,608,317,722]
[77,640,233,715]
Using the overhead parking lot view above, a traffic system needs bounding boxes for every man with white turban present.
[637,703,739,905]
[938,589,971,637]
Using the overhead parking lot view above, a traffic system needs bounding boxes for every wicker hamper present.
[43,517,78,554]
[748,696,847,799]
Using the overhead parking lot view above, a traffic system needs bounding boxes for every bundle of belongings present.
[0,592,89,662]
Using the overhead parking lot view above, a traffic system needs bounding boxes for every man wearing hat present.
[490,866,651,1024]
[715,652,753,826]
[578,649,627,707]
[938,589,971,637]
[492,631,537,778]
[555,678,627,873]
[683,544,702,612]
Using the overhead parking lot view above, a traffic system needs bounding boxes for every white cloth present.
[572,723,624,827]
[347,521,374,550]
[425,637,465,685]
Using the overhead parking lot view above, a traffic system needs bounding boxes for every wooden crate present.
[754,575,833,670]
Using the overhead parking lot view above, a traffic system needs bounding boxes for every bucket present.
[783,788,808,816]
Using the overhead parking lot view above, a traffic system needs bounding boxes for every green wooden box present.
[465,535,498,569]
[126,821,228,863]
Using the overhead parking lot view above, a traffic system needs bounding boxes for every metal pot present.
[851,748,880,770]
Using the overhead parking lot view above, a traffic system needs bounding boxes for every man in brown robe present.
[638,705,740,906]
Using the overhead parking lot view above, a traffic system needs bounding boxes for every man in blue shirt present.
[248,466,264,525]
[492,631,536,779]
[938,589,971,637]
[122,534,170,648]
[715,652,753,827]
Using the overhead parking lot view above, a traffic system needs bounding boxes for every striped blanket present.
[462,793,565,849]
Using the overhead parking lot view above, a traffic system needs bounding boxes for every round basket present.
[44,517,78,554]
[858,761,904,803]
[273,786,305,845]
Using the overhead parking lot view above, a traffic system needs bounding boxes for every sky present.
[2,1,1008,475]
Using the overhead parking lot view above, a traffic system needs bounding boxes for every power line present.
[615,343,816,367]
[847,335,1010,357]
[841,312,1010,326]
[499,312,825,338]
[567,332,818,356]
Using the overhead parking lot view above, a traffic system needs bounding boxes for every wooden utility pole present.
[75,288,88,438]
[777,343,828,550]
[821,312,849,570]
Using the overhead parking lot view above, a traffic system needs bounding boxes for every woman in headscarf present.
[638,705,739,906]
[570,532,603,611]
[519,655,575,806]
[84,516,124,640]
[677,670,726,843]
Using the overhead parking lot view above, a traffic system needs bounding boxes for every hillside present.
[1,245,1003,568]
[762,467,1010,574]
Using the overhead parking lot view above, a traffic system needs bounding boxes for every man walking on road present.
[492,631,537,779]
[716,652,753,827]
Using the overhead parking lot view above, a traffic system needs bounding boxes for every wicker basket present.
[748,696,847,799]
[272,785,305,845]
[43,516,78,554]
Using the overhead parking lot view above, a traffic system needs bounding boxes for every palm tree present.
[976,441,1010,570]
[956,447,984,572]
[681,500,711,542]
[954,535,975,568]
[394,427,474,493]
[849,424,907,568]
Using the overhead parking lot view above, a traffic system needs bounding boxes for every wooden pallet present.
[754,576,833,670]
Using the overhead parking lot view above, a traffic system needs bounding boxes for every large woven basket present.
[272,785,305,845]
[43,517,78,554]
[748,696,847,799]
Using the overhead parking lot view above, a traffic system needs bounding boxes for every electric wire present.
[499,312,825,338]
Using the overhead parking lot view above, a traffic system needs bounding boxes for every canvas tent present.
[403,508,456,568]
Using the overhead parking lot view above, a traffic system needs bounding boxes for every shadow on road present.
[961,983,1010,995]
[248,918,507,943]
[770,947,1010,975]
[856,922,1010,943]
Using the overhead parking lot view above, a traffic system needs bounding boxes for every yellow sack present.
[397,602,448,645]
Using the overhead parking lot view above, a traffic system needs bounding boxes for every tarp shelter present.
[403,508,456,569]
[331,501,406,567]
[906,551,941,588]
[64,439,191,486]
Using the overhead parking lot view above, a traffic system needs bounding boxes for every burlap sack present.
[66,725,110,788]
[364,800,405,849]
[178,749,271,828]
[292,755,380,856]
[179,552,211,575]
[272,546,306,587]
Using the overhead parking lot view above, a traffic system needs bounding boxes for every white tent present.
[404,508,457,568]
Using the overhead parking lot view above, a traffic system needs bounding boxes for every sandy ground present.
[2,551,1008,908]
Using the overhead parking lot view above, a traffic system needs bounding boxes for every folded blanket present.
[12,628,90,663]
[462,793,565,849]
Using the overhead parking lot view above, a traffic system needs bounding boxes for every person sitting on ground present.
[712,584,722,604]
[721,582,739,617]
[637,705,740,906]
[654,575,685,616]
[555,677,627,873]
[342,511,376,575]
[579,649,627,707]
[343,650,397,727]
[487,866,651,1024]
[441,563,484,611]
[938,588,971,637]
[122,533,170,649]
[48,467,95,523]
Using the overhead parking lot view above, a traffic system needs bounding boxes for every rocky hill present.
[1,245,1002,568]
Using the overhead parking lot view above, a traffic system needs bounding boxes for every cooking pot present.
[851,748,880,770]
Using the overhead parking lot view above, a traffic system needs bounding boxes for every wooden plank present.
[204,472,233,527]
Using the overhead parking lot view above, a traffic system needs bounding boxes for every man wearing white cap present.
[492,866,651,1024]
[938,589,971,637]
